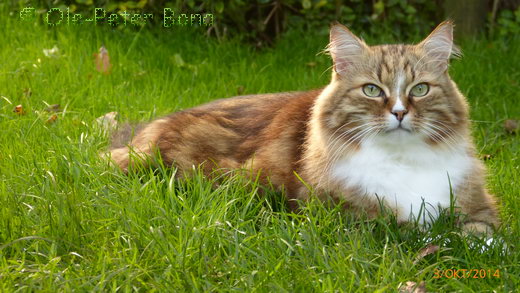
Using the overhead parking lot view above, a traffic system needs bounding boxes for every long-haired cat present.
[108,21,499,234]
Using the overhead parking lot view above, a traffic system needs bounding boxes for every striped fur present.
[108,22,499,233]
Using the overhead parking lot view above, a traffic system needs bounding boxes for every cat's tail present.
[105,116,173,172]
[109,122,146,149]
[97,112,154,172]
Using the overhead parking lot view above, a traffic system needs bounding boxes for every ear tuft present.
[419,21,461,70]
[327,24,366,75]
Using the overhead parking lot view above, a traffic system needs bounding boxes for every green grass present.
[1,11,519,292]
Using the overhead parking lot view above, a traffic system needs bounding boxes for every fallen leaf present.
[96,111,119,132]
[398,281,426,293]
[413,244,439,264]
[46,114,58,124]
[13,104,25,115]
[43,46,60,58]
[94,46,112,74]
[482,154,493,160]
[504,119,518,134]
[45,104,61,112]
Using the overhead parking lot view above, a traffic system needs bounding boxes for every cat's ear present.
[328,23,367,75]
[418,21,461,71]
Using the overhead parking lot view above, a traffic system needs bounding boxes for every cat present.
[108,21,499,234]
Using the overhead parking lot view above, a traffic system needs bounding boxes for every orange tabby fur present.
[108,22,499,233]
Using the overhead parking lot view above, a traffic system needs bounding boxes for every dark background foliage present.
[6,0,520,45]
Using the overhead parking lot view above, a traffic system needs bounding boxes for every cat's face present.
[320,22,469,147]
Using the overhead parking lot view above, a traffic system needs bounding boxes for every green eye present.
[410,83,429,97]
[362,84,383,97]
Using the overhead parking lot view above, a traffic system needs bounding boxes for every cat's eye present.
[362,84,383,97]
[410,83,429,97]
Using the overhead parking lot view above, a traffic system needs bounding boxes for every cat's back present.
[141,89,322,171]
[184,90,318,119]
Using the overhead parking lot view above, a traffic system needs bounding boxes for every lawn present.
[0,10,519,292]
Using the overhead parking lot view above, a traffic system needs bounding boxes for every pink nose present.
[392,110,408,122]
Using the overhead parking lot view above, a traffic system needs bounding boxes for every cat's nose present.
[391,110,408,122]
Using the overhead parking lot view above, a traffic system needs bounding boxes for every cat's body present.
[111,90,321,196]
[109,22,499,233]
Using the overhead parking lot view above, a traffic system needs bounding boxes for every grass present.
[1,9,519,292]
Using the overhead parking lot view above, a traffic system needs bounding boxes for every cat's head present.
[319,21,469,148]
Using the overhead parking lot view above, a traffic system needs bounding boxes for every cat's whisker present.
[321,64,335,77]
[297,119,368,165]
[467,119,494,123]
[418,117,455,130]
[324,121,375,151]
[421,117,460,130]
[421,126,444,144]
[325,121,371,153]
[417,121,451,143]
[419,118,463,144]
[318,124,379,188]
[420,121,456,140]
[417,126,445,145]
[416,121,460,151]
[322,125,373,178]
[326,118,367,139]
[324,124,380,177]
[329,123,379,155]
[335,125,384,161]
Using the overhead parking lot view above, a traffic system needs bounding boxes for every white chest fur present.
[331,132,473,223]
